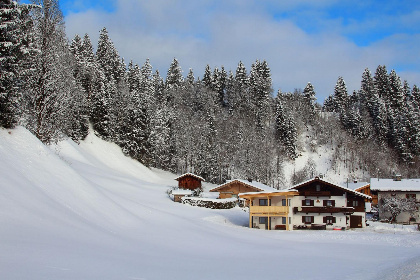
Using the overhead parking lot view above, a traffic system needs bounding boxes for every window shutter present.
[333,217,336,223]
[302,200,306,206]
[311,216,314,223]
[323,216,327,223]
[323,200,327,206]
[302,216,305,223]
[310,200,314,206]
[332,200,335,207]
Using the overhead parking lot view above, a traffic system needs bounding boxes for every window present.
[406,194,416,199]
[302,199,314,206]
[259,199,268,206]
[324,216,336,225]
[282,217,287,224]
[282,199,287,206]
[259,217,268,224]
[316,185,321,192]
[324,200,335,207]
[303,216,314,224]
[352,200,359,207]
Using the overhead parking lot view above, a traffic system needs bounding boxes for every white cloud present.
[64,0,420,101]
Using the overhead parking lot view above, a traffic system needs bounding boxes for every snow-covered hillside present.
[0,127,419,280]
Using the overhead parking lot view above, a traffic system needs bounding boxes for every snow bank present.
[1,127,419,280]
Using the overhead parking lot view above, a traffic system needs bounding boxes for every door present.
[350,215,363,228]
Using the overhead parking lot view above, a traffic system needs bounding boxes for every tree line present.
[1,0,419,185]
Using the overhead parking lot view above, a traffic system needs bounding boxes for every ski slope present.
[0,127,419,280]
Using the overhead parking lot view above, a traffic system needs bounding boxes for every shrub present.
[181,197,237,209]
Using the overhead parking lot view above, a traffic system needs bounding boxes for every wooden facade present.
[175,173,204,190]
[209,180,269,199]
[354,184,378,205]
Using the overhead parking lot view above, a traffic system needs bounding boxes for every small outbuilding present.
[171,189,193,203]
[175,173,205,190]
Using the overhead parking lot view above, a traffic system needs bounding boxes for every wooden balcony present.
[304,191,331,197]
[250,206,289,215]
[293,206,354,214]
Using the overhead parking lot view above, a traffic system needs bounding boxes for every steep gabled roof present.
[344,181,370,192]
[370,178,420,192]
[288,177,372,199]
[174,173,205,182]
[209,179,274,193]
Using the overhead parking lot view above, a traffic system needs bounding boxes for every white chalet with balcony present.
[239,177,371,230]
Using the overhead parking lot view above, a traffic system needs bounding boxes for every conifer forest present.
[2,0,420,186]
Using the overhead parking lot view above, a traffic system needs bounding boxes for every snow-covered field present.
[0,127,419,280]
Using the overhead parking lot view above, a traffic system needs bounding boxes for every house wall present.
[252,216,292,230]
[378,191,420,223]
[250,195,293,230]
[178,176,202,190]
[292,195,349,229]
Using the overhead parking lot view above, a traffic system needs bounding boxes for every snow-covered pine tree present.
[202,64,212,89]
[302,82,317,125]
[24,0,82,143]
[227,61,248,114]
[361,68,388,144]
[249,60,272,131]
[374,65,390,99]
[274,92,297,159]
[0,0,34,128]
[93,27,125,141]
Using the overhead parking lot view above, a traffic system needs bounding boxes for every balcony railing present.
[293,206,354,214]
[250,206,289,215]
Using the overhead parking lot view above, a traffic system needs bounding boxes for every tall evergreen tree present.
[25,0,82,143]
[302,82,316,125]
[0,0,34,128]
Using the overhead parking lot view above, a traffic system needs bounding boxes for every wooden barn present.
[175,173,205,190]
[209,179,274,199]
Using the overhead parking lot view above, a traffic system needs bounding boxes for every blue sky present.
[21,0,420,101]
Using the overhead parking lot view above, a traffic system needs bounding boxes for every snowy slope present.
[0,127,419,280]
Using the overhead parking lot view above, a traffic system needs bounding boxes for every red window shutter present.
[302,216,305,223]
[302,200,306,206]
[323,200,327,206]
[333,217,336,223]
[310,200,314,206]
[323,216,327,223]
[311,216,314,223]
[332,200,335,207]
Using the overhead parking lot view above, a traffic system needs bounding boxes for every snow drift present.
[0,127,419,280]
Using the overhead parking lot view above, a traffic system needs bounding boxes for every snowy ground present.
[0,127,419,280]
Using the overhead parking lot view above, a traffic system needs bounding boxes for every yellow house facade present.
[239,190,299,230]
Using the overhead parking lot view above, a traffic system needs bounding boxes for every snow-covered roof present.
[288,177,372,199]
[344,181,370,191]
[174,173,205,182]
[171,189,193,195]
[370,178,420,192]
[209,179,275,193]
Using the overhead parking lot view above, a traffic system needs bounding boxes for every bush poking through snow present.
[181,197,237,209]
